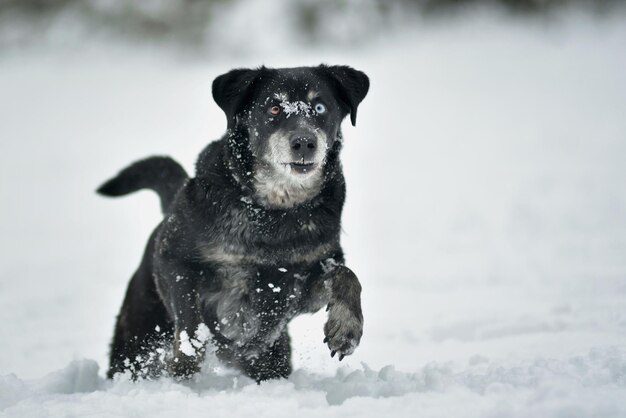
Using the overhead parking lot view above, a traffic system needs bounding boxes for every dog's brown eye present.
[269,105,281,116]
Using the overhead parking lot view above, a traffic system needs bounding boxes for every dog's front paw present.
[323,302,363,361]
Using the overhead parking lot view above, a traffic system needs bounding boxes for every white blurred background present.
[1,1,626,416]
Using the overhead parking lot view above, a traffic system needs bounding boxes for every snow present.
[280,100,313,118]
[1,9,626,418]
[178,331,196,357]
[2,349,626,415]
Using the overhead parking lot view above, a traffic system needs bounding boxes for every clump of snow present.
[268,282,282,293]
[194,323,211,345]
[177,324,211,357]
[280,100,312,118]
[178,330,195,356]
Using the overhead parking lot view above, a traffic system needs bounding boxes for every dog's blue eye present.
[314,103,326,114]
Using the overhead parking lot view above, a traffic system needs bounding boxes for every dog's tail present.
[97,156,189,214]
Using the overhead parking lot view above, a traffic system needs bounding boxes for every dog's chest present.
[196,190,339,352]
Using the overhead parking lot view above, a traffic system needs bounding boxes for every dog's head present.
[212,65,369,208]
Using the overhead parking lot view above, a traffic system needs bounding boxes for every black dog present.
[98,65,369,382]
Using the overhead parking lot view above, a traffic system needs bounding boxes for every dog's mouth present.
[286,161,316,174]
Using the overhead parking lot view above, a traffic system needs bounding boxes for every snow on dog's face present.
[212,65,369,208]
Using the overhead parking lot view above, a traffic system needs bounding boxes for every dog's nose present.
[290,135,316,152]
[290,134,317,160]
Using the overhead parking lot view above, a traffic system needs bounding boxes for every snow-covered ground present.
[1,10,626,417]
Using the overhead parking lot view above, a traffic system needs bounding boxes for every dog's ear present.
[318,65,369,126]
[212,68,261,126]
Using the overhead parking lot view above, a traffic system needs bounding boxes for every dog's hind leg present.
[108,231,173,379]
[108,276,172,379]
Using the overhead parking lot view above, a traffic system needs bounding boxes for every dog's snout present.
[290,134,317,160]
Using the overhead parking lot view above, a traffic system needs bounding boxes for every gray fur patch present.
[202,264,307,354]
[199,241,336,266]
[204,266,260,345]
